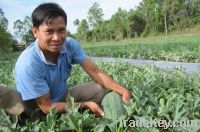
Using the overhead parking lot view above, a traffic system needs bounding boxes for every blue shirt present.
[14,37,88,101]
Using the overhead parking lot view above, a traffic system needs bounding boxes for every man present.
[14,2,130,117]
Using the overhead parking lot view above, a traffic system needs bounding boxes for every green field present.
[84,33,200,63]
[1,34,200,131]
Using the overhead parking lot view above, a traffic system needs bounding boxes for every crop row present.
[0,57,200,131]
[84,34,200,63]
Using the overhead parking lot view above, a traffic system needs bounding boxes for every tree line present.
[74,0,200,43]
[0,9,15,52]
[1,0,200,52]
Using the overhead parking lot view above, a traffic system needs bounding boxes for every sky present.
[0,0,142,35]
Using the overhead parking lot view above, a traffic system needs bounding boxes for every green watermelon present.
[101,91,127,120]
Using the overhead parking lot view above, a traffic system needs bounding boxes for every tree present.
[110,8,128,40]
[162,0,191,32]
[0,8,8,30]
[162,0,171,35]
[99,20,114,40]
[191,0,200,24]
[0,9,13,52]
[127,11,145,38]
[13,16,34,44]
[13,19,24,40]
[87,2,104,28]
[138,0,154,33]
[0,25,13,52]
[77,19,89,42]
[73,18,80,34]
[73,19,79,26]
[23,29,34,45]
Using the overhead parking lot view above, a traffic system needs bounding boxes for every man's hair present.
[32,3,67,28]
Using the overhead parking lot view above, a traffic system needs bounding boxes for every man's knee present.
[69,82,107,104]
[92,83,107,104]
[95,83,107,97]
[0,85,25,115]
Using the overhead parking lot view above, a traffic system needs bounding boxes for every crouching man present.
[6,2,131,118]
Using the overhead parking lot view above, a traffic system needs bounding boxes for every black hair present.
[32,3,67,28]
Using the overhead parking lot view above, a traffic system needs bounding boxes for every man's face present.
[32,16,67,53]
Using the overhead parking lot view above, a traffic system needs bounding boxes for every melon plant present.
[1,53,200,131]
[101,92,127,120]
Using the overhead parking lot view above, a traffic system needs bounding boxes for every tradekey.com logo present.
[119,118,199,129]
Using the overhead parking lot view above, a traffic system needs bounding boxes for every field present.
[84,33,200,63]
[1,34,200,131]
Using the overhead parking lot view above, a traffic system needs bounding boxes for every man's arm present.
[35,91,104,117]
[80,59,131,103]
[35,92,69,114]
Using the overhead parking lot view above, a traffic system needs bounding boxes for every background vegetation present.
[1,0,200,51]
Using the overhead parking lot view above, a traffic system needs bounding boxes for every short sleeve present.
[15,64,49,100]
[69,37,88,64]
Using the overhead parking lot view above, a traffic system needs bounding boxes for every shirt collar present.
[34,39,67,65]
[60,40,67,54]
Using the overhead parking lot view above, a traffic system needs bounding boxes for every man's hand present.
[81,59,132,104]
[121,88,131,104]
[80,101,104,117]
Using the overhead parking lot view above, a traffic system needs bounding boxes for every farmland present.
[84,34,200,63]
[1,34,200,131]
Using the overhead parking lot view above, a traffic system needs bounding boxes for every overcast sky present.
[0,0,142,35]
